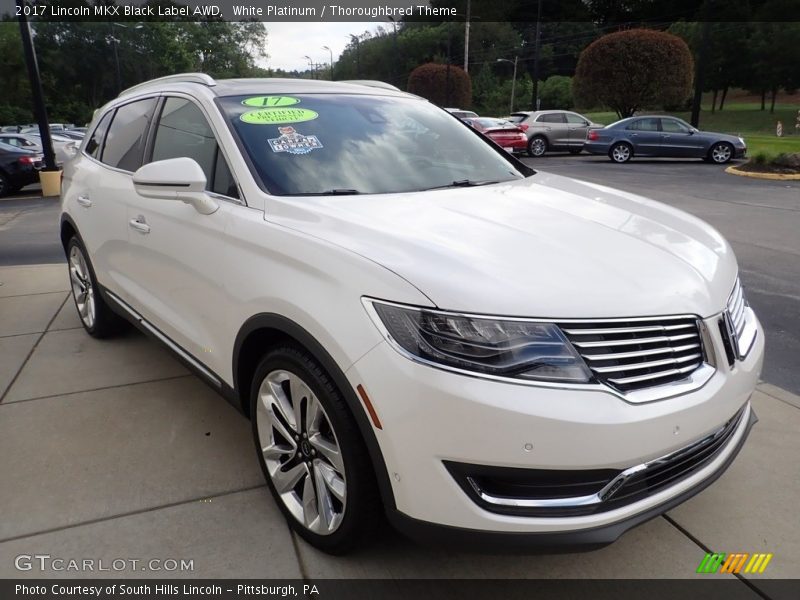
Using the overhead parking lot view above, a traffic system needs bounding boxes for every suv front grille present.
[559,317,705,393]
[721,278,757,362]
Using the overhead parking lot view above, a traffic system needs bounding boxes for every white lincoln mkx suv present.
[60,74,763,554]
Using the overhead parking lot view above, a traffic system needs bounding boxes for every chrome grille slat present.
[581,342,700,361]
[562,323,695,335]
[606,362,700,385]
[572,332,697,348]
[559,317,705,392]
[591,352,702,373]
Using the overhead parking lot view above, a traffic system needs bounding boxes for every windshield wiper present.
[295,189,362,196]
[422,179,500,191]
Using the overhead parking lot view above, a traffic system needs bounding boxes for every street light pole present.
[531,0,542,111]
[463,0,471,73]
[497,57,518,114]
[303,55,314,79]
[322,45,334,80]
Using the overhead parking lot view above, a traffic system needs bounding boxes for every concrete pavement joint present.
[0,484,268,545]
[289,530,311,582]
[0,373,194,407]
[662,515,773,599]
[0,293,69,404]
[756,386,800,411]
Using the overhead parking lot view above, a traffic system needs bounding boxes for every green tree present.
[573,29,694,118]
[538,76,573,110]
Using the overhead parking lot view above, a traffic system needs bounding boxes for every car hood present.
[269,173,738,319]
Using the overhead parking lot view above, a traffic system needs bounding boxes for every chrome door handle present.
[77,195,92,208]
[129,216,150,234]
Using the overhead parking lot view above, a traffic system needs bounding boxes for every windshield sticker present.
[268,127,323,155]
[240,108,318,125]
[242,96,301,108]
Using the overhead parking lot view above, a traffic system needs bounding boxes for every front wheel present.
[609,142,633,163]
[709,142,733,164]
[251,345,381,554]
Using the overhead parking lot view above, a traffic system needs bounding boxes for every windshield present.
[220,94,527,195]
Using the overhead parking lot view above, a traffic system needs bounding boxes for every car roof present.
[118,74,415,100]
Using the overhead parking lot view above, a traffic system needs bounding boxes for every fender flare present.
[233,313,396,511]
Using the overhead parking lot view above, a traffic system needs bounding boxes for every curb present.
[725,165,800,180]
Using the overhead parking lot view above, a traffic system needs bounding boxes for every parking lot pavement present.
[0,264,798,587]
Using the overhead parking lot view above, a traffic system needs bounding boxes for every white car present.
[60,74,763,554]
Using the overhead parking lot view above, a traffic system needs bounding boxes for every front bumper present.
[346,313,763,542]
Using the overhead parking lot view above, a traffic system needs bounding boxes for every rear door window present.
[537,113,566,123]
[627,118,660,132]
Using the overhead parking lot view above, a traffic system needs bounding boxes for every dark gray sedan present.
[584,116,747,164]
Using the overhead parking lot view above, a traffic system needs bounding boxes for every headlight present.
[366,300,592,383]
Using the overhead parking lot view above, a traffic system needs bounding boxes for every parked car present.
[1,132,77,165]
[445,108,478,119]
[584,116,748,164]
[507,110,604,157]
[463,117,528,154]
[0,141,43,196]
[61,74,762,554]
[1,125,24,133]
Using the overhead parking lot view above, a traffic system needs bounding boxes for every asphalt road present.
[2,158,798,394]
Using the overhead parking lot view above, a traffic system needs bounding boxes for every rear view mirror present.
[133,157,218,215]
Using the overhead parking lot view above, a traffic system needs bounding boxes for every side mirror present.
[133,157,218,215]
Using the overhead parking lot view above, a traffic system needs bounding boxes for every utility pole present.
[531,0,542,111]
[690,21,711,128]
[463,0,471,73]
[322,45,334,80]
[348,34,361,78]
[16,0,57,172]
[388,16,399,85]
[445,23,452,106]
[497,57,518,113]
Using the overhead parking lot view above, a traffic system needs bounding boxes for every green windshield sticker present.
[242,96,301,107]
[240,108,319,125]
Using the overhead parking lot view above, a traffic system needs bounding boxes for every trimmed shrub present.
[407,63,472,108]
[573,29,694,118]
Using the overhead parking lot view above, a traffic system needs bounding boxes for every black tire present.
[708,142,734,164]
[250,344,382,554]
[568,147,582,155]
[528,136,548,157]
[66,236,127,338]
[609,142,633,163]
[0,172,11,197]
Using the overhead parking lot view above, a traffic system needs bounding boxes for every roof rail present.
[120,73,216,96]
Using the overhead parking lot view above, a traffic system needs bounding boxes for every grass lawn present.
[583,102,800,159]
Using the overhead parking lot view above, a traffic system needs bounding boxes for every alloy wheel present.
[711,144,732,163]
[530,138,547,157]
[256,369,346,535]
[612,144,631,163]
[69,245,96,329]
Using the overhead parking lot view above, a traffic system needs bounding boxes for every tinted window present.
[507,114,527,123]
[151,98,238,199]
[537,113,565,123]
[627,118,660,132]
[85,111,113,159]
[221,94,526,196]
[565,113,588,125]
[661,119,690,133]
[102,98,156,170]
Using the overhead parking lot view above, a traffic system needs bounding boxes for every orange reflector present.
[356,384,382,430]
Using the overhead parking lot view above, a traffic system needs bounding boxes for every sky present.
[260,22,386,72]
